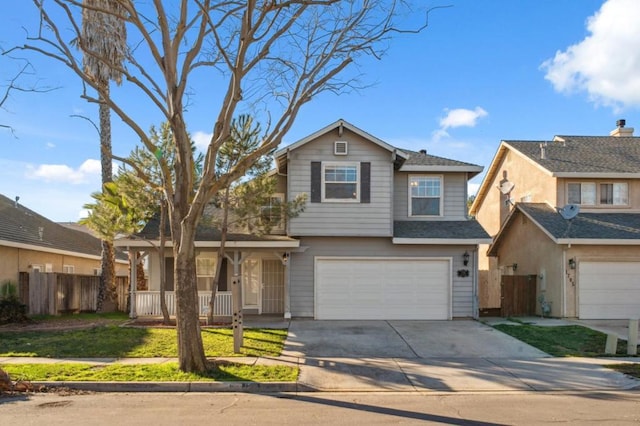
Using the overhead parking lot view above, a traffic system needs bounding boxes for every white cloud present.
[192,131,212,151]
[46,142,56,149]
[432,107,488,142]
[439,107,488,130]
[27,159,101,184]
[541,0,640,109]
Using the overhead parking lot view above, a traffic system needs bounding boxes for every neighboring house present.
[0,193,128,285]
[470,120,640,319]
[117,119,490,320]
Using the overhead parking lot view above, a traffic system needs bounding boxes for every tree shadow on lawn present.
[0,326,153,358]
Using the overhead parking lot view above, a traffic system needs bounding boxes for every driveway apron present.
[284,319,640,392]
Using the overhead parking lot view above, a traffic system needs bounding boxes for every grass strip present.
[2,363,298,382]
[0,327,287,358]
[493,324,632,357]
[605,363,640,379]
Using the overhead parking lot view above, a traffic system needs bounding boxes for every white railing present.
[135,291,233,317]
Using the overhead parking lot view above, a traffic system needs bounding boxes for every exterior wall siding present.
[394,172,469,221]
[290,237,477,318]
[288,128,393,236]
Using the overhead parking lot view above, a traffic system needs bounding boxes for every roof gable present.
[275,119,406,160]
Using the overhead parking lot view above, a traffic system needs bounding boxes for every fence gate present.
[501,275,537,317]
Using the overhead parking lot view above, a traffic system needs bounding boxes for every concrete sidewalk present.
[1,354,638,393]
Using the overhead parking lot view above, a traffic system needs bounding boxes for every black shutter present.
[361,162,370,203]
[311,162,321,203]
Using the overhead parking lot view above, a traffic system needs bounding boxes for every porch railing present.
[135,291,233,317]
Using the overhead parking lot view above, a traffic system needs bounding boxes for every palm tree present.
[80,0,127,311]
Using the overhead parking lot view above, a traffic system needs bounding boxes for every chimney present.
[419,149,427,155]
[610,118,634,137]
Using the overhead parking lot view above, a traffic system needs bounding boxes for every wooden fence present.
[19,272,129,315]
[501,275,537,317]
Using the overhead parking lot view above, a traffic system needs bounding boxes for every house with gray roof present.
[117,119,490,320]
[0,193,128,285]
[470,120,640,319]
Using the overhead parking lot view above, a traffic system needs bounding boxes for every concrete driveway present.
[283,320,549,358]
[282,320,640,392]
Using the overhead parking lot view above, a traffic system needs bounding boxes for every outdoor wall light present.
[463,251,470,266]
[568,258,576,270]
[282,252,290,265]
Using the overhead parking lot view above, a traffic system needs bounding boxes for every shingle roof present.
[505,136,640,174]
[135,216,297,243]
[401,149,482,168]
[394,220,491,240]
[518,203,640,240]
[0,193,105,256]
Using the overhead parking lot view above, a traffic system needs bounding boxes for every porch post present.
[282,252,291,319]
[231,251,244,353]
[128,248,137,319]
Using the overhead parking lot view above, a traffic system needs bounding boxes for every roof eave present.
[392,238,492,245]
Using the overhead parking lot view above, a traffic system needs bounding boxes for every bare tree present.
[13,1,433,372]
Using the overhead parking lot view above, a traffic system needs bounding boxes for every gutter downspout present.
[473,249,479,319]
[562,248,567,317]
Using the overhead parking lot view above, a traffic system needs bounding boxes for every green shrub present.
[0,296,29,324]
[0,281,28,325]
[0,281,17,299]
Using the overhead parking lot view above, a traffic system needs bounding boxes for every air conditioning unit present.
[334,141,348,155]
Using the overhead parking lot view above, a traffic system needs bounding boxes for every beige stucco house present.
[470,120,640,319]
[0,193,128,285]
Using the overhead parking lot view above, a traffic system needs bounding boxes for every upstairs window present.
[322,163,359,201]
[261,193,285,232]
[63,265,75,274]
[196,257,216,291]
[600,183,628,205]
[568,182,628,206]
[567,183,596,205]
[409,175,442,216]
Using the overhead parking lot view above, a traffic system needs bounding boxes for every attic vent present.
[334,141,348,155]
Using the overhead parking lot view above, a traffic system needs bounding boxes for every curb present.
[36,381,316,393]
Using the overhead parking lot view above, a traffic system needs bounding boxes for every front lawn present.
[2,362,298,382]
[493,324,633,357]
[0,326,288,358]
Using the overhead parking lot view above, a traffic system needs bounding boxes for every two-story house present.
[119,119,490,320]
[470,120,640,320]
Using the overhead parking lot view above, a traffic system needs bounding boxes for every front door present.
[242,258,261,313]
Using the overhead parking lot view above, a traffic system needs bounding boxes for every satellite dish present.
[498,181,515,195]
[505,197,515,206]
[559,204,580,220]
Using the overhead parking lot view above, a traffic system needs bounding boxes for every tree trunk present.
[159,200,170,324]
[208,188,230,324]
[97,86,114,313]
[174,240,207,372]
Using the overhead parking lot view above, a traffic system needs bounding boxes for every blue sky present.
[1,0,639,222]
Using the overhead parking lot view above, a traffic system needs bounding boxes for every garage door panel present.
[315,258,450,320]
[579,261,640,320]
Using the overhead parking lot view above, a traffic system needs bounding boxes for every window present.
[196,257,217,291]
[409,175,442,216]
[322,163,359,201]
[63,265,75,274]
[31,264,43,273]
[261,193,285,231]
[45,263,53,273]
[568,182,627,206]
[601,183,628,205]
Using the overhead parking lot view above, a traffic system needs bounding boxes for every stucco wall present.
[0,245,127,285]
[491,211,564,317]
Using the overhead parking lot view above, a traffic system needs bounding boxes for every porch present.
[134,291,233,317]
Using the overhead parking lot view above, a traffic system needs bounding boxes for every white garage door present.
[315,257,451,320]
[579,261,640,319]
